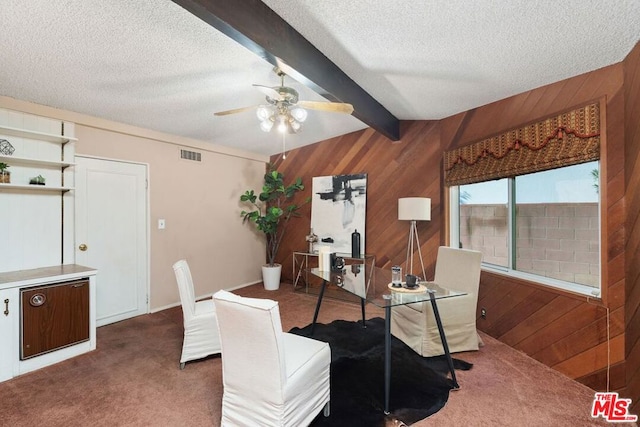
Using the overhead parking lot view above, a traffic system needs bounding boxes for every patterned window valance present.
[444,103,601,186]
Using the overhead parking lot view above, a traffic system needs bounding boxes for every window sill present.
[481,264,602,301]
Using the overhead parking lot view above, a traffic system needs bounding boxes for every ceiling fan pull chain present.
[282,132,287,159]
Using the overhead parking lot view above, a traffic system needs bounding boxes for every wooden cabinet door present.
[21,279,90,359]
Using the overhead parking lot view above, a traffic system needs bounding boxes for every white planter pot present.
[261,264,282,291]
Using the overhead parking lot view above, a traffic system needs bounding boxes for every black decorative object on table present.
[351,229,361,258]
[331,254,345,271]
[404,274,420,289]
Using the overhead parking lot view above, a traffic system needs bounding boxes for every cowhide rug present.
[290,317,472,427]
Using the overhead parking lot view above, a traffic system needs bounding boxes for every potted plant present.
[240,166,309,290]
[29,174,46,185]
[0,163,10,184]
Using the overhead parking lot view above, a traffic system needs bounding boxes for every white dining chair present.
[172,259,221,369]
[213,289,330,426]
[391,246,483,357]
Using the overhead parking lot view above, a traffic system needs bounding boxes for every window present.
[451,161,600,296]
[443,103,602,295]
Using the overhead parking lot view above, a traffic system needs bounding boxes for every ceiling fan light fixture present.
[215,68,353,137]
[260,119,274,132]
[290,107,307,123]
[290,120,301,132]
[277,115,288,133]
[256,105,271,121]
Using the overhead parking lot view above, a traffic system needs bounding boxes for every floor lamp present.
[398,197,431,281]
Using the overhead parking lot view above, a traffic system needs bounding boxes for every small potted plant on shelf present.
[29,174,46,185]
[0,163,10,184]
[240,165,309,290]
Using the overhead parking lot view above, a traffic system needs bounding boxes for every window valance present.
[444,103,601,186]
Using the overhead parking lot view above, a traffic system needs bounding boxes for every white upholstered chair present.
[172,259,221,369]
[213,290,330,427]
[391,246,483,357]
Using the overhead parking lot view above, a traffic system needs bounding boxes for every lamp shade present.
[398,197,431,221]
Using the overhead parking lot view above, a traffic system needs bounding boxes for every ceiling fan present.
[214,67,354,134]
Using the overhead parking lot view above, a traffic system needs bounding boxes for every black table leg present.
[311,279,327,336]
[428,290,459,388]
[361,298,366,327]
[384,305,391,414]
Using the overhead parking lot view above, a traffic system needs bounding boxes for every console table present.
[292,251,375,293]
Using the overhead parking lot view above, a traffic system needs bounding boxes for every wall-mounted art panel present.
[311,173,367,254]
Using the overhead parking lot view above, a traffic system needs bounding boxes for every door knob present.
[79,244,88,251]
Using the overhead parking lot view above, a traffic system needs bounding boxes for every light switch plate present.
[158,219,165,229]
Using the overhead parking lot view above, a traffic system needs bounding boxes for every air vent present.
[180,149,201,162]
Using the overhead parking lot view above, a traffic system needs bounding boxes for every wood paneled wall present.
[273,44,639,408]
[272,121,443,280]
[624,42,640,415]
[439,63,628,396]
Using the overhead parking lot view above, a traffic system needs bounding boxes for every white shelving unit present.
[0,124,77,144]
[0,110,77,272]
[0,124,75,192]
[0,154,75,168]
[0,183,73,192]
[0,112,90,380]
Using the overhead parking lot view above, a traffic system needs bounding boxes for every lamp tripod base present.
[406,220,427,281]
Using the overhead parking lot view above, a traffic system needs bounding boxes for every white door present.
[75,156,148,327]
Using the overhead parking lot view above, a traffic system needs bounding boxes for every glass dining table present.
[308,264,466,415]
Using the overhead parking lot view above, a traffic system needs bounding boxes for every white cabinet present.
[0,288,18,382]
[0,265,97,382]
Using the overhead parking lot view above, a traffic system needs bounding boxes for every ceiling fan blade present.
[214,105,259,116]
[297,100,354,115]
[253,84,284,101]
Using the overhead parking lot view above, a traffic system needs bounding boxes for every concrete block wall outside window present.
[460,203,599,288]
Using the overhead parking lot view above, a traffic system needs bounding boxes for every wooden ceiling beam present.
[171,0,400,140]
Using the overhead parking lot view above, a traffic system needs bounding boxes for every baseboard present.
[150,280,263,313]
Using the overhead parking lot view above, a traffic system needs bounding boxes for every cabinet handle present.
[3,299,8,316]
[29,294,46,307]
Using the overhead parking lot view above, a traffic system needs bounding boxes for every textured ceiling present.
[1,0,639,156]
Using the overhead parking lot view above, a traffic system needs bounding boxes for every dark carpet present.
[290,317,473,427]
